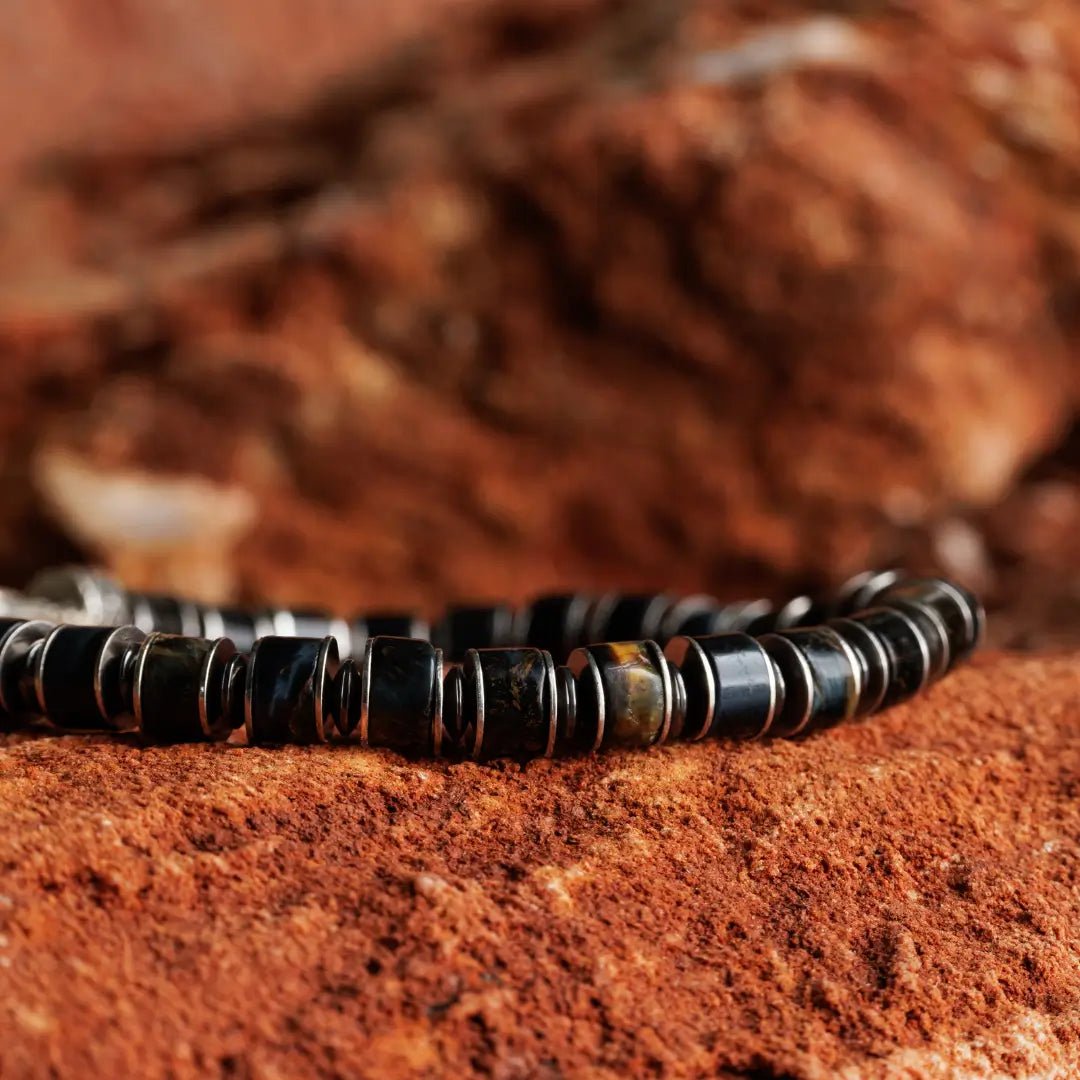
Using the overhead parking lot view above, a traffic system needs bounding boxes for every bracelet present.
[0,569,983,759]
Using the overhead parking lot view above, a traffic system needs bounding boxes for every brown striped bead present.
[566,641,674,752]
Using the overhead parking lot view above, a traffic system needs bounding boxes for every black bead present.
[661,636,712,741]
[199,606,263,653]
[769,627,862,732]
[461,647,556,761]
[435,604,516,661]
[0,620,53,721]
[523,594,592,659]
[244,636,339,745]
[732,600,778,634]
[827,618,891,715]
[665,632,781,741]
[34,625,143,731]
[25,566,128,625]
[129,593,201,637]
[850,607,930,707]
[659,595,721,640]
[837,569,902,614]
[877,597,951,681]
[273,610,352,658]
[361,637,443,757]
[757,634,815,737]
[876,578,984,667]
[134,633,240,743]
[441,665,465,748]
[585,594,673,645]
[773,595,830,630]
[354,613,431,656]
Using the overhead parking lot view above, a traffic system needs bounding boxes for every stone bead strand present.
[0,574,983,758]
[26,567,981,665]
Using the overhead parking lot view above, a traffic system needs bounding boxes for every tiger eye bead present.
[360,637,444,758]
[566,641,674,752]
[462,647,557,761]
[134,633,241,742]
[244,636,339,745]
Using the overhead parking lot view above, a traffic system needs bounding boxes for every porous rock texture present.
[2,651,1080,1078]
[0,0,1079,630]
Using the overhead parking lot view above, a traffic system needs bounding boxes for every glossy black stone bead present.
[731,600,778,634]
[270,610,352,658]
[129,593,202,637]
[754,634,811,737]
[354,613,431,653]
[461,647,556,761]
[26,566,128,625]
[658,595,722,641]
[586,594,673,646]
[33,624,144,731]
[877,597,950,681]
[850,607,930,707]
[435,604,516,662]
[441,664,465,748]
[554,666,576,744]
[523,594,592,659]
[199,606,264,653]
[768,627,862,733]
[836,569,902,615]
[245,636,339,745]
[566,640,675,752]
[876,578,984,667]
[664,632,781,741]
[134,633,240,742]
[360,636,444,757]
[660,636,711,741]
[773,595,830,630]
[0,620,53,721]
[827,618,891,715]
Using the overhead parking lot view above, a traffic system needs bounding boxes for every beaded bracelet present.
[0,569,983,759]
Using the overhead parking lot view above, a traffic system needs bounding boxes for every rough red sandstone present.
[2,651,1080,1077]
[0,1,1078,629]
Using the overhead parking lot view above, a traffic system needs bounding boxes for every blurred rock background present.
[1,0,1079,644]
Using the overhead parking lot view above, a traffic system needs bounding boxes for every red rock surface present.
[0,1,1077,633]
[2,651,1080,1077]
[2,7,1080,1074]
